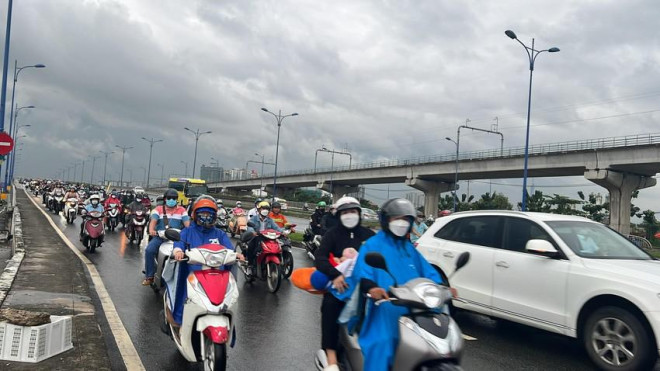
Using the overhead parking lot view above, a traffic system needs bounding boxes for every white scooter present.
[161,229,239,371]
[315,251,470,371]
[64,198,78,224]
[151,228,181,293]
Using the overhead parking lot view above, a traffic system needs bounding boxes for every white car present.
[417,210,660,371]
[133,186,145,194]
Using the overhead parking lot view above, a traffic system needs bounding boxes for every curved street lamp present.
[261,107,299,200]
[505,29,559,211]
[184,128,211,178]
[141,137,163,189]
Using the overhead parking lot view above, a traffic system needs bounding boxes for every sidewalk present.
[0,191,119,370]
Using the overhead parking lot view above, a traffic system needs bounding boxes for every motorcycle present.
[228,208,247,238]
[279,224,296,279]
[106,203,121,231]
[315,251,470,371]
[302,226,322,260]
[125,209,147,246]
[52,192,65,214]
[161,229,239,371]
[64,198,78,224]
[151,228,181,294]
[215,210,228,232]
[237,228,286,293]
[82,210,105,253]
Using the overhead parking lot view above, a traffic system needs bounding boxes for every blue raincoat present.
[336,230,442,371]
[168,224,234,324]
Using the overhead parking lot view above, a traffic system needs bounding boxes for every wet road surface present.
[29,194,660,370]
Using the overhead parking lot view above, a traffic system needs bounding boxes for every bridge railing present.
[221,132,660,182]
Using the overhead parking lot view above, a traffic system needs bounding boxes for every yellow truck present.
[167,178,208,206]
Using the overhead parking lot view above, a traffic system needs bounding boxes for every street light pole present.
[89,155,99,185]
[5,106,31,187]
[99,150,114,186]
[157,163,164,186]
[446,137,459,211]
[261,108,299,201]
[505,29,560,210]
[181,161,188,177]
[115,145,133,188]
[73,162,78,183]
[184,128,211,178]
[141,137,163,189]
[80,159,85,183]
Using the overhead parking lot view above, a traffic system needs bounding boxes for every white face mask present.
[260,209,269,216]
[389,219,410,237]
[340,213,359,229]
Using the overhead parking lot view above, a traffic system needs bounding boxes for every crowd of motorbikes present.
[22,179,469,370]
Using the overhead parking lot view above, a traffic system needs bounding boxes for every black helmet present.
[272,202,281,209]
[164,188,178,199]
[379,198,416,230]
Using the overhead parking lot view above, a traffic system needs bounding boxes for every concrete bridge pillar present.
[317,182,359,202]
[405,178,453,218]
[585,169,656,235]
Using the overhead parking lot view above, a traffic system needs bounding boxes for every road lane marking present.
[462,334,478,341]
[24,189,146,371]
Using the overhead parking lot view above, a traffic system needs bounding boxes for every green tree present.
[472,192,512,210]
[578,191,608,222]
[438,193,474,212]
[640,210,659,240]
[518,190,550,212]
[544,194,585,216]
[631,190,642,218]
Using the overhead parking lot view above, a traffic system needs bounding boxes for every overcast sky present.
[4,0,660,209]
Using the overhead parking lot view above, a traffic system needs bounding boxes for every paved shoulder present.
[1,191,119,370]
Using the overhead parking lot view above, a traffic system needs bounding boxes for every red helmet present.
[439,210,452,217]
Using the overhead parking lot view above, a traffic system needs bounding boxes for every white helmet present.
[89,194,101,203]
[335,196,362,213]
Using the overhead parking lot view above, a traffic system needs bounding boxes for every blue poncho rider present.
[170,196,243,325]
[79,194,104,241]
[245,201,282,274]
[337,198,443,371]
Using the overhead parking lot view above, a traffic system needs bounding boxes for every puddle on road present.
[4,289,95,315]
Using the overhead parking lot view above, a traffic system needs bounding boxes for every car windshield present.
[546,221,652,260]
[186,184,208,197]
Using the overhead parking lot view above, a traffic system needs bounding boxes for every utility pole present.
[141,137,163,189]
[115,145,133,187]
[99,150,114,186]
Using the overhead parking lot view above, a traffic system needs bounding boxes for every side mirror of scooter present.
[365,252,398,286]
[449,252,470,280]
[164,229,181,242]
[247,221,256,228]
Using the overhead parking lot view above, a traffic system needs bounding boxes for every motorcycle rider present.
[80,194,105,242]
[125,193,149,229]
[142,189,191,286]
[216,199,228,217]
[321,204,338,234]
[314,196,375,370]
[64,187,78,201]
[337,198,442,371]
[311,201,327,235]
[268,201,289,229]
[245,201,282,275]
[169,197,239,326]
[232,200,243,215]
[247,198,263,219]
[137,192,152,210]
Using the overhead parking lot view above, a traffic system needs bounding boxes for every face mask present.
[136,199,142,203]
[166,199,177,207]
[196,212,215,227]
[260,209,269,216]
[389,219,411,237]
[340,213,359,229]
[91,200,99,206]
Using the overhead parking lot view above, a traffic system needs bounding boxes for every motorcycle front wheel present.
[89,239,98,253]
[266,261,281,293]
[202,336,227,371]
[282,250,294,279]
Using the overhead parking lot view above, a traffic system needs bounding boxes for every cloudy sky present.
[4,0,660,209]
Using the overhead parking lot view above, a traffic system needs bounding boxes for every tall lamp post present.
[260,107,299,200]
[157,163,164,186]
[445,137,459,211]
[183,128,211,178]
[99,150,114,186]
[141,137,162,189]
[505,29,560,210]
[115,145,133,187]
[139,166,147,186]
[89,155,99,185]
[5,107,31,187]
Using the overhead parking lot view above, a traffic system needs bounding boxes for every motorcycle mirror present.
[247,221,256,228]
[365,252,398,286]
[455,252,470,271]
[164,229,181,241]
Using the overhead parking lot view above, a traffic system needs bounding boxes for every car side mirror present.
[526,239,559,258]
[164,229,181,242]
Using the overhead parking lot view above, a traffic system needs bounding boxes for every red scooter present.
[82,211,105,253]
[238,228,285,293]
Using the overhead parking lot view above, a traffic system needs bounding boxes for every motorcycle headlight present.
[413,283,446,309]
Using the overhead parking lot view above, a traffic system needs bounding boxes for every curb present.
[0,195,25,308]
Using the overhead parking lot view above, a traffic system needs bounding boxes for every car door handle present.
[495,261,509,268]
[443,252,455,258]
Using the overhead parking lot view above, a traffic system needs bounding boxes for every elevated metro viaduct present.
[209,134,660,235]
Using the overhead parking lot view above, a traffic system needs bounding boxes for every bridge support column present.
[585,169,656,235]
[317,182,359,202]
[405,178,453,218]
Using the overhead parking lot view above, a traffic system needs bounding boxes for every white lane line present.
[24,189,146,371]
[462,334,478,341]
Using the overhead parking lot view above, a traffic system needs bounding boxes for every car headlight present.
[413,283,445,308]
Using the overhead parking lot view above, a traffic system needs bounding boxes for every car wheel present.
[583,306,657,371]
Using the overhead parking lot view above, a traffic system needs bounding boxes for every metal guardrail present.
[220,132,660,183]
